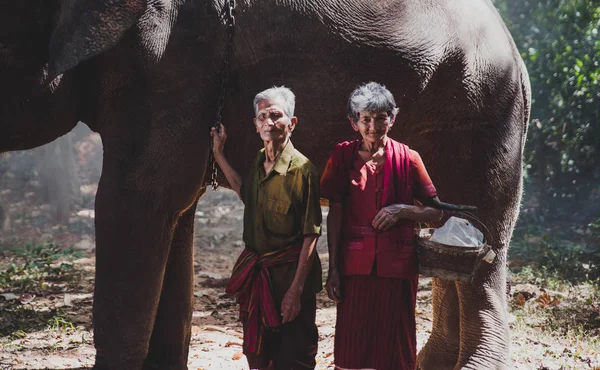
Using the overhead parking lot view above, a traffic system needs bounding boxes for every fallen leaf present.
[63,293,93,307]
[232,351,243,361]
[19,293,35,304]
[202,325,227,333]
[514,293,526,307]
[536,293,560,308]
[1,293,19,301]
[11,330,27,338]
[537,293,551,307]
[194,289,210,297]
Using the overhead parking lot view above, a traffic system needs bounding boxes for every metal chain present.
[209,0,236,191]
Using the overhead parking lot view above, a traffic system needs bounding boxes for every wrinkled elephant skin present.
[0,1,530,369]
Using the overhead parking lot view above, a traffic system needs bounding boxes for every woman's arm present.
[372,203,443,231]
[211,123,242,198]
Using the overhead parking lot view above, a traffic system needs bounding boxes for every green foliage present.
[494,0,600,287]
[47,315,75,331]
[0,244,83,293]
[0,245,84,338]
[0,305,59,338]
[496,0,600,217]
[511,218,600,282]
[589,217,600,233]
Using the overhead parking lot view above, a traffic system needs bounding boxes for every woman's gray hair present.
[347,82,399,122]
[253,86,296,118]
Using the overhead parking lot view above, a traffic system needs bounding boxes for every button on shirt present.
[240,141,323,303]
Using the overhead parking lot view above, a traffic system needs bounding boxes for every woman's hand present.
[281,284,302,324]
[325,268,342,304]
[210,123,227,157]
[372,204,406,231]
[373,204,443,229]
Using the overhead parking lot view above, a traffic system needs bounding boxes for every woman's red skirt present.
[334,274,418,370]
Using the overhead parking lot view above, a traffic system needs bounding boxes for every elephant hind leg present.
[417,279,461,370]
[143,191,204,370]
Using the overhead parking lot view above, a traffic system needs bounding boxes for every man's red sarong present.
[225,244,301,355]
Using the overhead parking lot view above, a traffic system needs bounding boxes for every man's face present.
[350,111,395,143]
[254,99,297,143]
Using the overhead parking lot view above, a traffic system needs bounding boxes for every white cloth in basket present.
[430,216,484,247]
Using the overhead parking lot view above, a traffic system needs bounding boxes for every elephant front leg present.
[92,184,180,370]
[455,250,511,370]
[417,278,461,370]
[143,191,204,370]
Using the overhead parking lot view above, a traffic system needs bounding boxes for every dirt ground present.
[0,134,598,369]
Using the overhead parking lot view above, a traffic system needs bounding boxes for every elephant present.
[0,0,530,369]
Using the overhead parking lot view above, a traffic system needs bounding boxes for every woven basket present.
[416,228,492,283]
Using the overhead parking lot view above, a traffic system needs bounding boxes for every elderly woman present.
[212,86,322,370]
[320,82,443,370]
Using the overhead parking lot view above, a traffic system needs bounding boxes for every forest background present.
[495,0,599,283]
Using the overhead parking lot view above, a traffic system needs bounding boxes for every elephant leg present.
[455,248,511,369]
[453,139,522,369]
[92,137,209,369]
[92,184,181,369]
[417,279,461,370]
[143,190,205,370]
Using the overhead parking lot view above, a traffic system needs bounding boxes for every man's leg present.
[272,297,318,369]
[244,321,274,370]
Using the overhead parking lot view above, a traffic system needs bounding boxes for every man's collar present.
[273,140,294,176]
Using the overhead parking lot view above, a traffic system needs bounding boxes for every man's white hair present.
[253,86,296,118]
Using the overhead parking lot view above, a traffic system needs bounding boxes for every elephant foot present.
[91,363,108,370]
[455,357,511,370]
[91,354,108,370]
[454,329,511,370]
[417,334,459,370]
[142,358,188,370]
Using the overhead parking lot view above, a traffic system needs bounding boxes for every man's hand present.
[325,267,342,304]
[281,284,302,324]
[372,204,407,231]
[210,123,227,157]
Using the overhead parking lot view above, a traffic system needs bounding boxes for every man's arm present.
[281,234,318,324]
[281,168,322,323]
[211,124,242,198]
[325,201,343,303]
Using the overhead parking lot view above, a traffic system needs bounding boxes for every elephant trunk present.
[427,196,478,211]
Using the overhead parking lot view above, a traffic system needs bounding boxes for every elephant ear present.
[49,0,146,76]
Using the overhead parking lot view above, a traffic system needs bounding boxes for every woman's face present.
[254,98,297,143]
[350,111,395,143]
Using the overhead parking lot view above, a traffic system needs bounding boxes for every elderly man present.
[211,86,322,370]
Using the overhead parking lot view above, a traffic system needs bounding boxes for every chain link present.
[209,0,236,191]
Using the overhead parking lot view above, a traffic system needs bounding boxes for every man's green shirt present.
[241,140,322,303]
